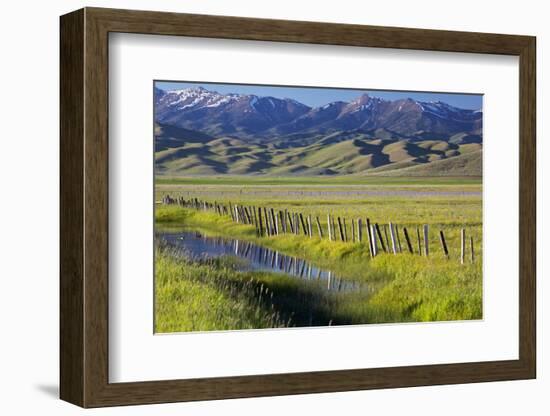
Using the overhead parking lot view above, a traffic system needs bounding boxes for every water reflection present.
[159,231,366,293]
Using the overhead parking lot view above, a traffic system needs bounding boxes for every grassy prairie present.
[155,179,483,245]
[155,174,483,332]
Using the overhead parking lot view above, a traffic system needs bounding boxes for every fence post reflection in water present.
[160,231,369,294]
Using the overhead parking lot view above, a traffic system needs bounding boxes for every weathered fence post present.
[403,227,413,254]
[316,216,323,238]
[270,208,278,235]
[370,224,378,257]
[274,211,280,235]
[287,211,294,234]
[389,223,397,254]
[351,219,356,243]
[439,230,449,259]
[366,218,373,256]
[423,224,429,256]
[357,218,362,242]
[253,208,259,236]
[257,207,264,236]
[375,224,387,252]
[460,228,466,265]
[337,217,345,241]
[396,226,402,253]
[307,215,312,238]
[383,225,390,250]
[299,213,307,235]
[327,214,333,241]
[343,218,348,242]
[264,207,271,236]
[470,236,475,262]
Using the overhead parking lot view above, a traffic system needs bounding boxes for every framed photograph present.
[60,7,536,408]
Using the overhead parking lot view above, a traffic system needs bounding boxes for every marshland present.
[154,176,482,333]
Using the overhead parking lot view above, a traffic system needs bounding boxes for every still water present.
[159,231,365,293]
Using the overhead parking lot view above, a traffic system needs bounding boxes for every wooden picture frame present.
[60,7,536,408]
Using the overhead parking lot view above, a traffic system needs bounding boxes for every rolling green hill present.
[154,124,482,177]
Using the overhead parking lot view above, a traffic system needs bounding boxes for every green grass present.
[155,182,483,232]
[155,248,286,332]
[155,203,482,331]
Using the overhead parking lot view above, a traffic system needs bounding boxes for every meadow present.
[154,176,483,333]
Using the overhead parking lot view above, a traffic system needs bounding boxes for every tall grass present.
[155,205,482,331]
[155,247,289,332]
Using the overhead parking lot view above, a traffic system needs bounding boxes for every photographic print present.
[154,81,483,333]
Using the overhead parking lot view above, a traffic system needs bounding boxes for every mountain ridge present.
[154,86,482,141]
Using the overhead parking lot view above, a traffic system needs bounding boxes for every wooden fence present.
[161,195,476,263]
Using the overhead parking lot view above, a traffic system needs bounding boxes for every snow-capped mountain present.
[154,87,482,141]
[155,87,311,137]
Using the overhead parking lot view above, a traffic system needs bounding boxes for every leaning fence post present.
[264,207,271,236]
[337,217,345,241]
[396,226,403,253]
[403,227,413,254]
[287,211,293,233]
[270,208,278,235]
[423,224,429,256]
[366,218,373,256]
[299,213,307,235]
[439,230,449,259]
[375,224,387,252]
[383,225,390,251]
[307,215,312,238]
[316,216,323,238]
[343,218,348,242]
[389,222,398,254]
[370,224,378,257]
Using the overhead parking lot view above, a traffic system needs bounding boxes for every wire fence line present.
[161,195,476,263]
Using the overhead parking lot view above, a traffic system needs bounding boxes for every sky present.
[155,80,483,110]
